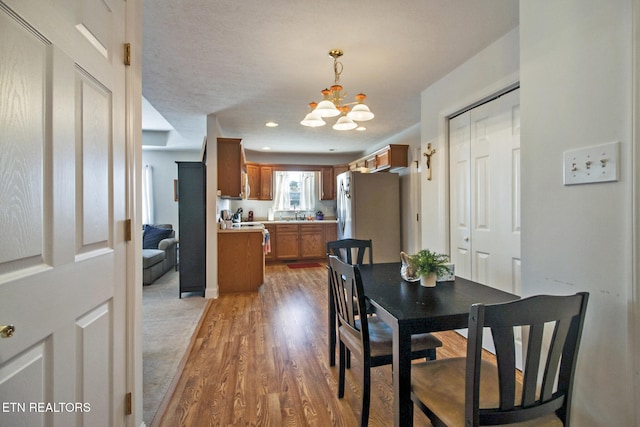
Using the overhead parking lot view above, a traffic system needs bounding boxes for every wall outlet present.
[563,141,619,185]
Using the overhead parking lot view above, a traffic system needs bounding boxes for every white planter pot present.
[420,272,437,287]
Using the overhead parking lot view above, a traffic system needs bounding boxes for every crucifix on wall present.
[423,143,436,180]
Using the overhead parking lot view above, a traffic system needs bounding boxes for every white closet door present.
[449,89,522,365]
[449,89,521,294]
[449,111,472,280]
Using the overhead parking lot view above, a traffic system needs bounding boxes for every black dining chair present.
[410,292,589,427]
[326,238,374,366]
[326,238,373,266]
[328,255,442,427]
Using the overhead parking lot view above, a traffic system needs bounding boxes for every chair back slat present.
[491,325,517,410]
[541,317,571,401]
[327,239,373,266]
[467,292,589,426]
[465,304,485,426]
[522,323,544,407]
[328,255,369,353]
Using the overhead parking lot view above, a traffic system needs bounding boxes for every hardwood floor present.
[153,263,472,427]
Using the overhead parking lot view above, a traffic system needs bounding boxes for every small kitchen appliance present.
[232,208,243,223]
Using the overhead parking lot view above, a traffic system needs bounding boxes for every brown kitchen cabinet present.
[259,166,273,200]
[218,230,264,293]
[264,224,276,261]
[300,224,325,259]
[348,144,409,173]
[271,222,336,261]
[275,224,299,260]
[217,137,245,198]
[245,163,272,200]
[374,144,408,171]
[320,167,334,200]
[325,222,337,242]
[246,162,260,200]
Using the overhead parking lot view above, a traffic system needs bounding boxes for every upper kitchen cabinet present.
[246,162,260,200]
[217,137,245,199]
[259,166,273,200]
[349,144,409,173]
[245,162,273,200]
[320,167,334,200]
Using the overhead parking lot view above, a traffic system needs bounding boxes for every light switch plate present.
[563,141,619,185]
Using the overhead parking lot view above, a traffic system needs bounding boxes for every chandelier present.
[300,49,375,131]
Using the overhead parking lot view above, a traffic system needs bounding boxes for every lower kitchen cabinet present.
[272,222,336,261]
[218,230,264,293]
[264,224,276,261]
[300,225,325,259]
[325,222,337,242]
[275,224,299,260]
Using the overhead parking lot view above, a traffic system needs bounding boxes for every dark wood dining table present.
[327,262,520,427]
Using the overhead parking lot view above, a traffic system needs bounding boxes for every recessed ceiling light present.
[265,122,278,127]
[262,146,271,150]
[356,126,366,131]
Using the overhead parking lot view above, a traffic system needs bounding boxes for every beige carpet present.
[143,269,208,425]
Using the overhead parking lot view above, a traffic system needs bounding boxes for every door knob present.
[464,237,470,242]
[1,324,15,338]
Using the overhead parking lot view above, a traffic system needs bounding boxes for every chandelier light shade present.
[300,49,374,131]
[347,94,375,121]
[300,102,326,127]
[333,115,358,131]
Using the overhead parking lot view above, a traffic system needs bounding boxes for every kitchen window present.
[273,171,318,211]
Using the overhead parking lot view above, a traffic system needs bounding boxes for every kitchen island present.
[218,227,266,293]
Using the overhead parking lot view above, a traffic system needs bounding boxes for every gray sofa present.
[143,224,178,285]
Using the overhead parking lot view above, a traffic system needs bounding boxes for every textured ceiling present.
[142,0,519,155]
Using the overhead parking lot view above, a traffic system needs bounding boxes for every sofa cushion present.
[142,249,165,268]
[143,225,174,249]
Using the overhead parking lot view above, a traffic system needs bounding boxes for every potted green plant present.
[411,249,450,287]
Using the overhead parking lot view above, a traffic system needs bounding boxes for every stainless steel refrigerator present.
[336,171,401,263]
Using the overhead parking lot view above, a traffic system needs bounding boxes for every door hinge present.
[416,213,420,222]
[125,392,132,415]
[125,219,132,241]
[124,43,131,66]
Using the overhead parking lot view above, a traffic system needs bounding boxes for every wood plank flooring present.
[152,263,473,427]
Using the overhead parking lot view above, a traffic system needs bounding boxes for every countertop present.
[218,227,266,233]
[260,219,337,224]
[218,219,337,232]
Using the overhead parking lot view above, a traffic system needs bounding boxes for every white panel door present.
[469,89,521,294]
[449,111,472,280]
[449,89,521,293]
[0,0,128,425]
[449,89,522,364]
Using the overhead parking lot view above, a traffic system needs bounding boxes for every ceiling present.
[142,1,519,155]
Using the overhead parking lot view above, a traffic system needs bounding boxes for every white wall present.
[521,1,635,425]
[420,28,520,253]
[375,124,423,254]
[142,149,201,236]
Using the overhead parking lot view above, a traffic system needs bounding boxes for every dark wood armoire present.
[176,161,206,297]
